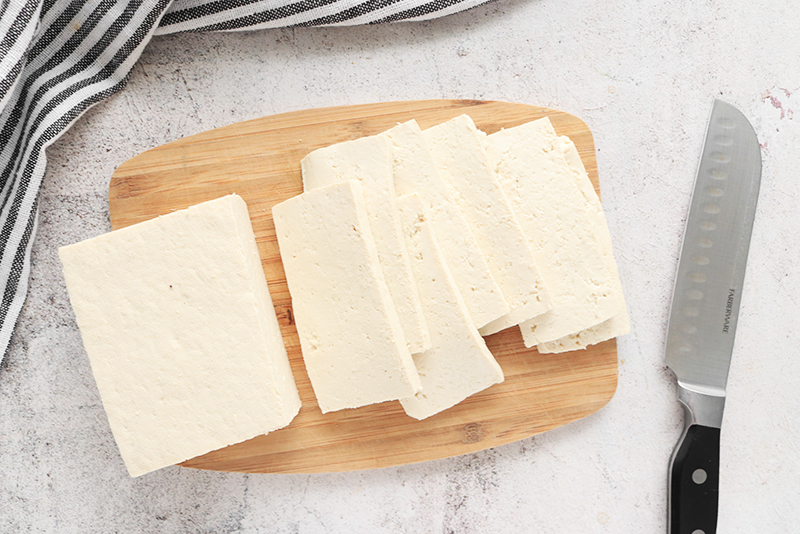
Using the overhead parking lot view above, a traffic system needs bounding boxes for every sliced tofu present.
[423,115,550,334]
[381,120,509,329]
[537,136,630,353]
[483,118,618,347]
[59,194,301,477]
[396,194,504,420]
[273,181,421,413]
[301,135,430,354]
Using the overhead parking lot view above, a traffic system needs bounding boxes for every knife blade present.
[665,99,761,534]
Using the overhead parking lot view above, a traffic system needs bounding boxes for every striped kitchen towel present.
[0,0,493,367]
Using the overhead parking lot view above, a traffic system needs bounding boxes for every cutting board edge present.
[108,99,595,194]
[178,380,618,475]
[176,337,620,475]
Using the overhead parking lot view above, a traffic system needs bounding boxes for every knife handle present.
[669,423,720,534]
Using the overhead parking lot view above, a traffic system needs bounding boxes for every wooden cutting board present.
[109,99,618,474]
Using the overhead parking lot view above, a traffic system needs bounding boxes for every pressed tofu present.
[423,115,550,334]
[381,120,509,329]
[272,181,421,413]
[397,194,504,420]
[485,118,618,347]
[537,136,630,353]
[59,194,301,478]
[301,135,430,354]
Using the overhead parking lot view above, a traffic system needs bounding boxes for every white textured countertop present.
[2,0,799,531]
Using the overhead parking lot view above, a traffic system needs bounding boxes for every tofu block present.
[59,194,301,477]
[537,136,630,353]
[301,135,430,354]
[382,120,509,329]
[485,118,618,347]
[273,181,421,413]
[423,115,551,335]
[397,194,504,420]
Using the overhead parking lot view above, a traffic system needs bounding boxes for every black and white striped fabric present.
[158,0,493,33]
[0,0,492,367]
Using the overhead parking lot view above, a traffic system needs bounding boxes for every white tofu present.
[484,118,619,347]
[537,136,630,353]
[396,194,504,420]
[301,135,430,354]
[381,120,509,329]
[423,115,550,334]
[272,181,421,413]
[59,194,301,478]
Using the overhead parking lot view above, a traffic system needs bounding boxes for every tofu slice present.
[301,135,430,354]
[423,115,550,334]
[59,194,301,477]
[381,120,509,329]
[273,181,421,413]
[537,136,630,353]
[397,194,504,421]
[485,118,618,347]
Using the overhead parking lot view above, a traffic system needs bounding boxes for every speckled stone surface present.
[2,0,799,531]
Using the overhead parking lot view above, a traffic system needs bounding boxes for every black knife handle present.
[670,424,720,534]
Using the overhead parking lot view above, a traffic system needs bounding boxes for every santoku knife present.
[665,99,761,534]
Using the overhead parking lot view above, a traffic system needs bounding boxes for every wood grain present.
[109,99,617,474]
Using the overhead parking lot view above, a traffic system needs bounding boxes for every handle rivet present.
[692,468,708,484]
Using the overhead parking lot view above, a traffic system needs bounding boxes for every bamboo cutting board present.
[109,99,618,474]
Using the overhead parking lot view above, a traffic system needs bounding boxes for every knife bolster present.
[677,382,725,429]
